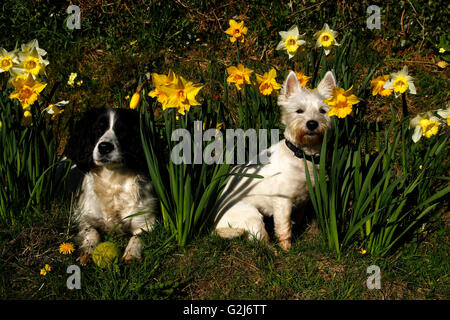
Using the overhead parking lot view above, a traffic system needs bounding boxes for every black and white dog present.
[65,107,157,264]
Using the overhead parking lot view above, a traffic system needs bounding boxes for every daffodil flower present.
[295,71,311,87]
[255,68,282,95]
[314,23,340,55]
[68,72,77,87]
[410,112,440,143]
[21,39,47,57]
[225,19,248,43]
[148,70,178,108]
[18,47,49,78]
[370,75,393,96]
[0,48,19,73]
[276,25,306,59]
[9,73,47,109]
[158,75,203,115]
[436,105,450,126]
[324,86,360,119]
[383,66,416,97]
[43,100,69,120]
[226,64,253,91]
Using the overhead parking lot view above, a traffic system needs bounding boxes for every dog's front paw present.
[279,239,292,251]
[77,252,91,266]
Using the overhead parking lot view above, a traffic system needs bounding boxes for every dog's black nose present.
[306,120,319,131]
[98,142,114,155]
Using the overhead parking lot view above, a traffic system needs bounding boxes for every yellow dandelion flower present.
[255,68,282,95]
[40,268,47,276]
[370,75,393,96]
[130,40,137,46]
[324,86,360,119]
[224,19,248,43]
[59,242,75,255]
[44,264,52,271]
[226,64,253,91]
[76,80,83,86]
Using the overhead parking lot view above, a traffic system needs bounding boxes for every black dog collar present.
[285,140,321,163]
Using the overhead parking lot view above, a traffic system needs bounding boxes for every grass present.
[0,0,449,300]
[1,207,448,299]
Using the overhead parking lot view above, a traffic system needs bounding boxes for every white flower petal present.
[408,81,416,95]
[276,41,285,51]
[412,126,422,143]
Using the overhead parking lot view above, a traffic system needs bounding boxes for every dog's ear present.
[64,107,106,172]
[282,71,302,98]
[317,71,336,98]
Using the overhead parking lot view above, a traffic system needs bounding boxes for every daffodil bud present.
[129,92,140,110]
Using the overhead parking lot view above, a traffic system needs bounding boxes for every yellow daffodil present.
[383,66,416,97]
[9,74,47,109]
[226,64,253,91]
[148,70,178,107]
[276,25,306,59]
[68,72,77,87]
[225,19,248,43]
[314,23,340,55]
[410,112,440,142]
[0,48,19,73]
[59,242,75,255]
[437,106,450,126]
[158,75,203,115]
[255,68,282,95]
[324,86,360,119]
[129,92,140,110]
[370,75,393,96]
[295,71,311,87]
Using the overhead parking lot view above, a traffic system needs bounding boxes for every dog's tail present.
[215,227,246,239]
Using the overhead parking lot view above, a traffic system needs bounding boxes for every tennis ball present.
[92,242,120,268]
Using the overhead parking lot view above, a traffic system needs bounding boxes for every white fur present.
[74,109,157,263]
[215,71,336,250]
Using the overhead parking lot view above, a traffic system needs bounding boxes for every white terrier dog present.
[215,70,336,250]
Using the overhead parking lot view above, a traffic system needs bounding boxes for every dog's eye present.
[319,108,327,114]
[296,109,304,114]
